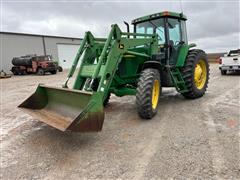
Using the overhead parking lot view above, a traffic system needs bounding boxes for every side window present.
[168,18,181,45]
[181,20,188,43]
[146,27,153,34]
[136,26,145,34]
[136,22,154,39]
[156,27,165,44]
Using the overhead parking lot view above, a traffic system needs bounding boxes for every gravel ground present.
[0,64,239,179]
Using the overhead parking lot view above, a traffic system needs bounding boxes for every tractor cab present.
[132,11,188,65]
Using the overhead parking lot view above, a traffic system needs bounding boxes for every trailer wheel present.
[37,68,45,75]
[181,49,209,99]
[136,68,161,119]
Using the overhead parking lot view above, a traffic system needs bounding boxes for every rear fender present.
[176,43,196,67]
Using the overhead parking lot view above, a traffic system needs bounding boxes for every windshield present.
[135,18,165,44]
[228,49,240,56]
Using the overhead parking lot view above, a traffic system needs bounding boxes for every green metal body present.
[65,24,159,103]
[19,11,195,132]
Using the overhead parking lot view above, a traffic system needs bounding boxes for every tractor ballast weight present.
[19,11,209,132]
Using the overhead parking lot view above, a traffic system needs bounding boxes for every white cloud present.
[2,1,240,52]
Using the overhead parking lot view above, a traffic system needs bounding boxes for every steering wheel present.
[175,41,180,45]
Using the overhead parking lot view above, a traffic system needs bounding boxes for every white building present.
[0,31,82,73]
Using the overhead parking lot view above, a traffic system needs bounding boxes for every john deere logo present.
[119,44,124,49]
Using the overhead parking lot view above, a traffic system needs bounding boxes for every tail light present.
[218,58,222,64]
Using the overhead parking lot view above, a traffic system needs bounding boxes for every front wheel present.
[58,66,63,72]
[221,70,227,75]
[136,68,161,119]
[181,49,209,99]
[103,93,111,107]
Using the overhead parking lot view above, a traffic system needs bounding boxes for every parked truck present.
[11,54,58,75]
[219,49,240,75]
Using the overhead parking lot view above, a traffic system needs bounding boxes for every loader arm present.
[66,24,158,103]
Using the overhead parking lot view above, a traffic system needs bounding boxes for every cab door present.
[167,18,188,65]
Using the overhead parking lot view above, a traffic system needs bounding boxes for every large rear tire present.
[181,49,209,99]
[136,68,161,119]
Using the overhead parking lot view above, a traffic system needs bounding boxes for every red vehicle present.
[11,54,58,75]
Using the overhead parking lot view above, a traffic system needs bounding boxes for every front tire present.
[58,66,63,72]
[221,70,227,75]
[181,49,209,99]
[136,68,161,119]
[103,93,111,107]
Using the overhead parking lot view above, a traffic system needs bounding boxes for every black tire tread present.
[221,70,227,75]
[181,49,209,99]
[103,93,111,107]
[136,68,161,119]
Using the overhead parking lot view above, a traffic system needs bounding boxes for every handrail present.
[122,32,154,37]
[125,50,150,58]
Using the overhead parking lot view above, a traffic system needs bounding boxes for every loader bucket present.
[18,85,104,132]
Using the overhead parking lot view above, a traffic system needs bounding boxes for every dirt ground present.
[1,64,239,179]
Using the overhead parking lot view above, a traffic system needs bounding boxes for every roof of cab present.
[131,11,187,24]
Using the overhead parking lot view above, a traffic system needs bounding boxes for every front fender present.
[142,61,161,70]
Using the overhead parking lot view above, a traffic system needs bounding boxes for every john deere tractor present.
[19,11,209,132]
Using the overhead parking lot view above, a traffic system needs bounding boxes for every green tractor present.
[19,11,209,132]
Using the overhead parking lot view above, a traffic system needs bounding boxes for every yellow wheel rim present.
[194,59,207,89]
[152,79,160,109]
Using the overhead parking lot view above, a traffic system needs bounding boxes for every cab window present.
[167,18,181,45]
[136,21,154,36]
[135,19,165,44]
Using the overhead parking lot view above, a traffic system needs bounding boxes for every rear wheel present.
[37,68,45,75]
[50,70,57,74]
[221,70,227,75]
[181,49,209,99]
[136,68,161,119]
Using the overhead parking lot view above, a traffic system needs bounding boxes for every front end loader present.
[19,11,209,132]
